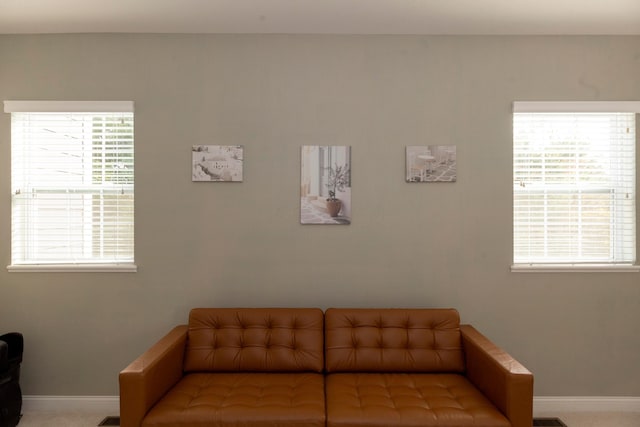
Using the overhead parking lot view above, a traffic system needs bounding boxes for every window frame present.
[4,100,136,273]
[512,101,640,273]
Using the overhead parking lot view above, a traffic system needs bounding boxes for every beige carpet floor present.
[15,411,640,427]
[537,412,640,427]
[18,411,114,427]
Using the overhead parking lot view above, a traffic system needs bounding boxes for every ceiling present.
[1,0,640,35]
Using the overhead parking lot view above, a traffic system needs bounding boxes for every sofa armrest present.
[460,325,533,427]
[119,325,188,427]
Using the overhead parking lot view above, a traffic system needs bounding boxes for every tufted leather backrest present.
[325,308,465,373]
[184,308,324,373]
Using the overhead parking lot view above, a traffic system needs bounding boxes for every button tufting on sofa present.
[120,307,533,427]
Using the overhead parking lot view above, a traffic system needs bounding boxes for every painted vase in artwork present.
[326,199,342,217]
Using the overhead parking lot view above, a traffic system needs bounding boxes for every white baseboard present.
[534,396,640,414]
[23,395,119,413]
[23,395,640,415]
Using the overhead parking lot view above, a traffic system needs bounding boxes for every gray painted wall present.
[1,34,639,397]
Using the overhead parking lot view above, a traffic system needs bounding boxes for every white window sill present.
[511,264,640,273]
[7,263,137,273]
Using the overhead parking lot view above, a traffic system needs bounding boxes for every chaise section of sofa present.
[119,308,326,427]
[324,308,533,427]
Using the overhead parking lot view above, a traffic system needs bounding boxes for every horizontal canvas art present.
[192,145,243,182]
[406,145,457,183]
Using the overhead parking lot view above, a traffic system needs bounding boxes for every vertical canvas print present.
[406,145,457,182]
[192,145,243,182]
[301,145,351,224]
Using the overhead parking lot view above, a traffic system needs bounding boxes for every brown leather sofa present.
[120,308,533,427]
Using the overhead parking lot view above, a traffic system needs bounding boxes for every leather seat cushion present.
[326,373,510,427]
[142,373,325,427]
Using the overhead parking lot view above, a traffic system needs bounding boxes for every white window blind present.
[5,101,135,269]
[513,102,638,267]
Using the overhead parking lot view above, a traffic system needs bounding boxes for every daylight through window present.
[4,101,135,270]
[513,102,638,268]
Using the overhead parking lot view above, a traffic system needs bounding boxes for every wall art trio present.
[192,144,457,225]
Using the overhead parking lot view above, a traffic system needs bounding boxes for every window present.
[4,101,135,272]
[513,101,639,271]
